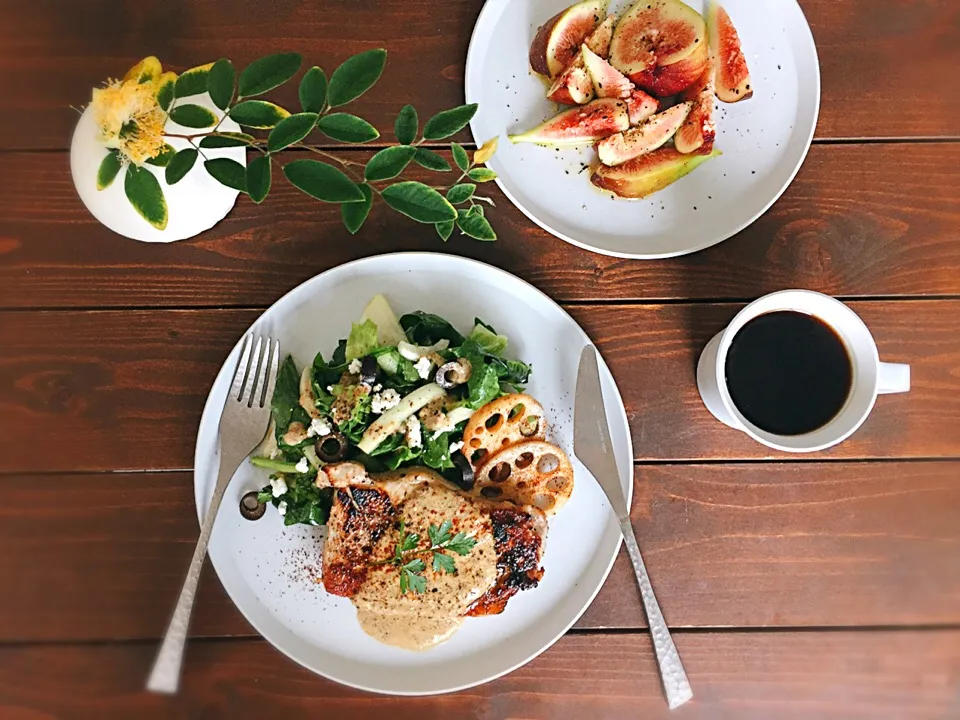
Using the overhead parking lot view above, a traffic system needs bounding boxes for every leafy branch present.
[95,51,500,241]
[372,519,478,594]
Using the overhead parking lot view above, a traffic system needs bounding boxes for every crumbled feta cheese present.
[270,476,288,498]
[371,388,401,414]
[278,501,288,516]
[414,356,433,380]
[326,385,334,393]
[347,358,363,374]
[404,415,423,449]
[373,384,383,392]
[295,457,310,474]
[307,417,332,438]
[449,440,464,455]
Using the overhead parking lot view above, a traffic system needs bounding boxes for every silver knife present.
[574,344,693,710]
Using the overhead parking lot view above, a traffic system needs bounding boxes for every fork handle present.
[146,457,235,694]
[618,516,693,710]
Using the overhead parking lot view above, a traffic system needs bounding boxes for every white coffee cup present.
[696,290,911,453]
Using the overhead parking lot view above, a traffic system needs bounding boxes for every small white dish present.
[465,0,820,258]
[193,253,634,695]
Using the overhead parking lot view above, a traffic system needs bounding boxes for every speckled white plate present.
[193,253,633,695]
[466,0,820,258]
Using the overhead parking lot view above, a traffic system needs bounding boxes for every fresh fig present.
[597,102,691,166]
[626,89,659,125]
[509,98,630,146]
[707,0,752,102]
[547,53,595,104]
[529,0,609,78]
[674,66,716,154]
[584,14,616,57]
[591,146,720,198]
[609,0,706,78]
[582,44,634,99]
[630,39,708,96]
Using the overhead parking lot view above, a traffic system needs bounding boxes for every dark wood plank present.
[0,301,955,472]
[1,631,958,719]
[2,143,960,308]
[1,0,958,150]
[2,463,957,642]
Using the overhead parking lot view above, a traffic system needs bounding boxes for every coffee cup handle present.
[877,362,910,394]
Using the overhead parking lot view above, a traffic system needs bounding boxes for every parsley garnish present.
[372,519,478,594]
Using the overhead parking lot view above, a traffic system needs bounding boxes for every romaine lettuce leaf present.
[346,319,379,361]
[468,323,508,356]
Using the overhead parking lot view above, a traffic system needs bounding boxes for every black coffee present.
[724,311,853,436]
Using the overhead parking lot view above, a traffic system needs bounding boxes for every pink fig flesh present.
[509,98,630,146]
[529,0,609,78]
[708,0,752,102]
[609,0,706,78]
[582,43,634,99]
[674,66,716,154]
[626,89,659,125]
[592,146,720,198]
[597,101,692,166]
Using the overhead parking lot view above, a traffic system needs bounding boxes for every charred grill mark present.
[324,487,396,597]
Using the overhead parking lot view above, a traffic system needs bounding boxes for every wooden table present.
[2,1,959,717]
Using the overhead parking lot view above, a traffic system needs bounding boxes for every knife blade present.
[574,344,693,710]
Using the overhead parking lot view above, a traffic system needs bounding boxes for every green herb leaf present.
[204,158,247,192]
[198,131,255,149]
[299,66,327,113]
[317,113,380,144]
[399,311,465,345]
[394,104,418,144]
[327,48,387,107]
[207,58,235,110]
[400,565,427,594]
[468,204,484,217]
[451,142,470,172]
[164,148,198,185]
[364,146,416,182]
[423,104,478,140]
[229,100,291,129]
[246,154,271,203]
[432,552,457,574]
[238,52,302,97]
[428,520,453,547]
[446,183,475,204]
[399,528,420,553]
[124,164,168,230]
[457,207,496,241]
[96,150,123,190]
[402,557,426,574]
[272,355,301,433]
[175,63,213,98]
[283,159,365,203]
[467,168,498,183]
[341,182,373,234]
[156,75,176,111]
[144,143,176,168]
[169,104,218,128]
[445,532,477,556]
[435,220,455,241]
[413,147,451,172]
[381,181,457,224]
[267,112,319,152]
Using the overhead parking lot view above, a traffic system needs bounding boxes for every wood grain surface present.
[2,142,960,308]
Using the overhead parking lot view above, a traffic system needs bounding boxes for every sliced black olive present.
[436,358,471,389]
[360,356,378,385]
[239,491,266,521]
[316,431,349,462]
[450,451,475,490]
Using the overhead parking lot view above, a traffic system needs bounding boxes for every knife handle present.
[619,517,693,710]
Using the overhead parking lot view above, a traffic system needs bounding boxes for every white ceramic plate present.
[466,0,820,258]
[194,253,634,695]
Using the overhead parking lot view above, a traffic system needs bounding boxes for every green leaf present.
[230,100,290,129]
[283,159,365,203]
[413,148,451,172]
[124,164,168,230]
[198,132,255,149]
[238,53,302,97]
[267,112,318,152]
[246,154,271,203]
[364,145,416,182]
[394,104,418,144]
[429,520,453,547]
[342,183,373,234]
[327,48,387,107]
[468,168,498,183]
[423,104,478,140]
[346,318,379,361]
[96,150,123,190]
[164,148,198,185]
[204,158,247,192]
[446,183,475,204]
[381,181,456,224]
[175,63,213,98]
[445,532,477,556]
[317,113,379,144]
[468,204,485,217]
[399,525,420,553]
[144,143,176,167]
[432,552,457,574]
[299,66,327,113]
[156,75,176,111]
[169,104,218,128]
[207,58,235,110]
[435,220,454,241]
[457,207,496,241]
[451,142,470,172]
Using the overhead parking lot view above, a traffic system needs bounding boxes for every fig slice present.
[584,14,616,57]
[582,44,634,99]
[592,146,720,199]
[708,0,752,102]
[597,101,692,166]
[630,38,708,97]
[609,0,706,78]
[530,0,609,78]
[674,66,716,154]
[509,98,630,147]
[546,54,595,105]
[626,89,659,125]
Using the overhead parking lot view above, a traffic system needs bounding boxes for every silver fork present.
[146,333,279,694]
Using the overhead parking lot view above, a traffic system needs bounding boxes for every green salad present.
[251,295,532,527]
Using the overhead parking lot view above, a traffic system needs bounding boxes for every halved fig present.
[626,89,659,125]
[582,44,634,99]
[609,0,706,78]
[674,66,716,154]
[509,98,629,146]
[707,0,752,102]
[591,146,720,198]
[597,102,691,166]
[530,0,609,78]
[547,54,595,104]
[584,14,616,57]
[631,38,708,96]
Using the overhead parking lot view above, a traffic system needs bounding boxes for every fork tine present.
[259,338,280,409]
[230,334,253,401]
[242,336,265,407]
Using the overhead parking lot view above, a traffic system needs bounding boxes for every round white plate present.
[466,0,820,258]
[194,253,634,695]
